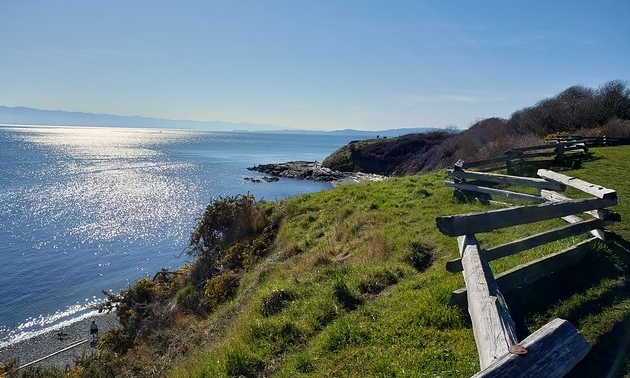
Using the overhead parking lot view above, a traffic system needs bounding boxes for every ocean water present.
[0,125,380,347]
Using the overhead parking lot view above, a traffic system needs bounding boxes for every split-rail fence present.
[435,160,620,377]
[458,135,629,172]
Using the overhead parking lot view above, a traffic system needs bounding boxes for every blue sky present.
[1,1,628,131]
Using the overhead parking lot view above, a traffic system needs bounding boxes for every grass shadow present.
[565,312,630,378]
[505,242,627,332]
[502,238,630,377]
[452,187,492,205]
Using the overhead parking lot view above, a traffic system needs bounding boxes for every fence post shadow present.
[502,240,629,331]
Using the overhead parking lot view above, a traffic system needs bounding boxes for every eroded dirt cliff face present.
[322,131,455,176]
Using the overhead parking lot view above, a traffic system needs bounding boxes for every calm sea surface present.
[0,125,380,347]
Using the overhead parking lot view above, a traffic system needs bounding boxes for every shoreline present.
[247,161,388,185]
[0,311,118,370]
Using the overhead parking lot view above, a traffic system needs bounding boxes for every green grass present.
[166,146,630,378]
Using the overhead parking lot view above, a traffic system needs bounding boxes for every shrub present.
[187,194,271,265]
[19,366,65,378]
[204,271,240,311]
[73,349,121,378]
[0,359,19,378]
[99,325,135,355]
[175,283,206,315]
[185,194,276,293]
[99,277,170,351]
[602,117,630,137]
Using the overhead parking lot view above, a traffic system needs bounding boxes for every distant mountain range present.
[0,106,279,132]
[0,105,436,135]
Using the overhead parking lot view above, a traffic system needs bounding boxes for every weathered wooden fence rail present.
[436,165,620,377]
[458,135,630,171]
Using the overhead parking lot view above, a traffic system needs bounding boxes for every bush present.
[175,283,206,315]
[602,117,630,138]
[508,81,630,136]
[187,194,271,265]
[99,325,135,355]
[0,359,19,377]
[99,277,170,352]
[19,366,65,378]
[185,194,276,298]
[73,349,121,378]
[204,271,240,311]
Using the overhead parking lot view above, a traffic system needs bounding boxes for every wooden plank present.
[460,156,509,169]
[472,318,590,378]
[436,197,616,236]
[540,190,621,222]
[492,237,594,293]
[446,219,605,273]
[537,169,617,200]
[541,189,618,240]
[484,219,605,264]
[539,189,571,203]
[445,181,546,203]
[449,238,595,307]
[457,235,519,369]
[565,144,588,152]
[516,151,562,160]
[447,170,564,191]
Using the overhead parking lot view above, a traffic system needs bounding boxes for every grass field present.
[164,146,630,378]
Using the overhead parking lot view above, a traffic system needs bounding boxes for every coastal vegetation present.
[323,80,630,175]
[3,81,630,377]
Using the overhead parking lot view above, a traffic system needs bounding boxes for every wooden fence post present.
[458,234,520,369]
[472,318,590,378]
[437,167,616,375]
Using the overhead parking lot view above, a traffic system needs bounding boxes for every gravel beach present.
[0,311,119,371]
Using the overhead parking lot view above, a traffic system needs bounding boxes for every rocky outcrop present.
[247,161,387,185]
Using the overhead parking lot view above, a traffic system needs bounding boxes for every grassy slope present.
[170,146,630,378]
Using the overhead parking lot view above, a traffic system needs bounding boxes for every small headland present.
[247,160,387,186]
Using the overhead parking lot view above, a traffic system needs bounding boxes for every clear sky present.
[1,1,628,131]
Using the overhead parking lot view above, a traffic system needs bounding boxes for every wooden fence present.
[435,164,620,377]
[458,135,630,172]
